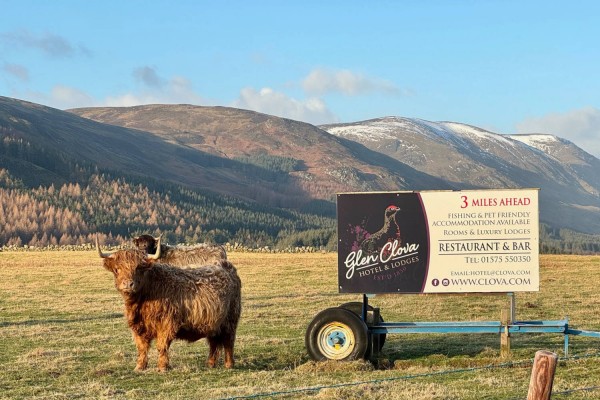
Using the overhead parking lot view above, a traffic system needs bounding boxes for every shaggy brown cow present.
[133,234,227,267]
[97,240,241,372]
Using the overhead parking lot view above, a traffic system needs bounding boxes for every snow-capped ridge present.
[325,117,521,149]
[509,133,562,150]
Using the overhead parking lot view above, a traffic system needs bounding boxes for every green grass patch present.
[1,252,599,399]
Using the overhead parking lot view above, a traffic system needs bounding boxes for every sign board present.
[337,189,539,294]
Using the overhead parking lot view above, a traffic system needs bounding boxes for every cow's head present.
[97,237,153,295]
[132,234,162,257]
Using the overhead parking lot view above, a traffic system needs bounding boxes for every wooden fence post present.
[527,350,558,400]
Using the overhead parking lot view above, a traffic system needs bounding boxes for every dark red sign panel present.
[337,192,429,293]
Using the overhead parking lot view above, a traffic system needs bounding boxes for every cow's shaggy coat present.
[133,234,227,267]
[99,248,241,371]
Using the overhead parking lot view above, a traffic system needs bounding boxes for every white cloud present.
[516,107,600,158]
[302,68,404,96]
[133,66,164,88]
[2,63,29,81]
[232,87,338,125]
[17,70,206,110]
[50,85,95,108]
[0,29,90,58]
[104,74,205,107]
[169,76,203,101]
[101,93,142,107]
[13,85,95,110]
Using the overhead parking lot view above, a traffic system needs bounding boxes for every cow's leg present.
[156,335,174,372]
[207,336,221,368]
[133,333,150,371]
[223,333,236,369]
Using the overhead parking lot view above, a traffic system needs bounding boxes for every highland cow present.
[133,234,227,267]
[97,238,241,372]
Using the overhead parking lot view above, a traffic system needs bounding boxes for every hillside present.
[69,104,451,199]
[68,106,600,234]
[1,96,600,251]
[0,169,335,249]
[0,97,452,207]
[322,117,600,234]
[511,133,600,195]
[0,96,340,248]
[0,97,323,209]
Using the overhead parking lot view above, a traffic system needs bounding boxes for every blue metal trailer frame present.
[360,294,600,357]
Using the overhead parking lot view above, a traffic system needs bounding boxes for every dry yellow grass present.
[0,252,599,399]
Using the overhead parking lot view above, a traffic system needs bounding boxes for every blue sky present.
[1,1,600,157]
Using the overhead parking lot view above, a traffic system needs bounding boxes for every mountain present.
[0,97,447,213]
[1,96,599,250]
[68,104,451,200]
[0,96,342,248]
[321,117,600,234]
[511,134,600,196]
[1,98,343,213]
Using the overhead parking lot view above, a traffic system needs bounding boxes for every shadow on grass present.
[245,292,344,301]
[0,312,122,328]
[378,332,566,362]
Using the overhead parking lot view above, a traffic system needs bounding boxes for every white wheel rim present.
[317,321,355,360]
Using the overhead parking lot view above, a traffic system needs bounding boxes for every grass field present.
[1,251,599,399]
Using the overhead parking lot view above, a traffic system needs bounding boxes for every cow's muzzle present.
[119,280,135,293]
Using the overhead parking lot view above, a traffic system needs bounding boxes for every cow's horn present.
[146,235,161,260]
[96,235,114,258]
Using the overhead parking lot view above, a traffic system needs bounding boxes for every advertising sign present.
[337,189,539,294]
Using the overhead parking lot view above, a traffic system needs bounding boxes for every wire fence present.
[552,386,600,397]
[217,352,600,400]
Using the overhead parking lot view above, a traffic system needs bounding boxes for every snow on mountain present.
[440,122,516,146]
[322,117,541,175]
[510,134,562,153]
[325,117,520,150]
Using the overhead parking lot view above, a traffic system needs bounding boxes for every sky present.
[1,1,600,157]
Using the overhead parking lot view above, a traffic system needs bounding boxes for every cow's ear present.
[102,259,116,273]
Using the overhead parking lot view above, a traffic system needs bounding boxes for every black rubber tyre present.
[305,307,369,361]
[339,301,386,352]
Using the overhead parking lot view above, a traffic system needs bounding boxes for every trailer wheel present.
[305,307,369,361]
[339,301,386,353]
